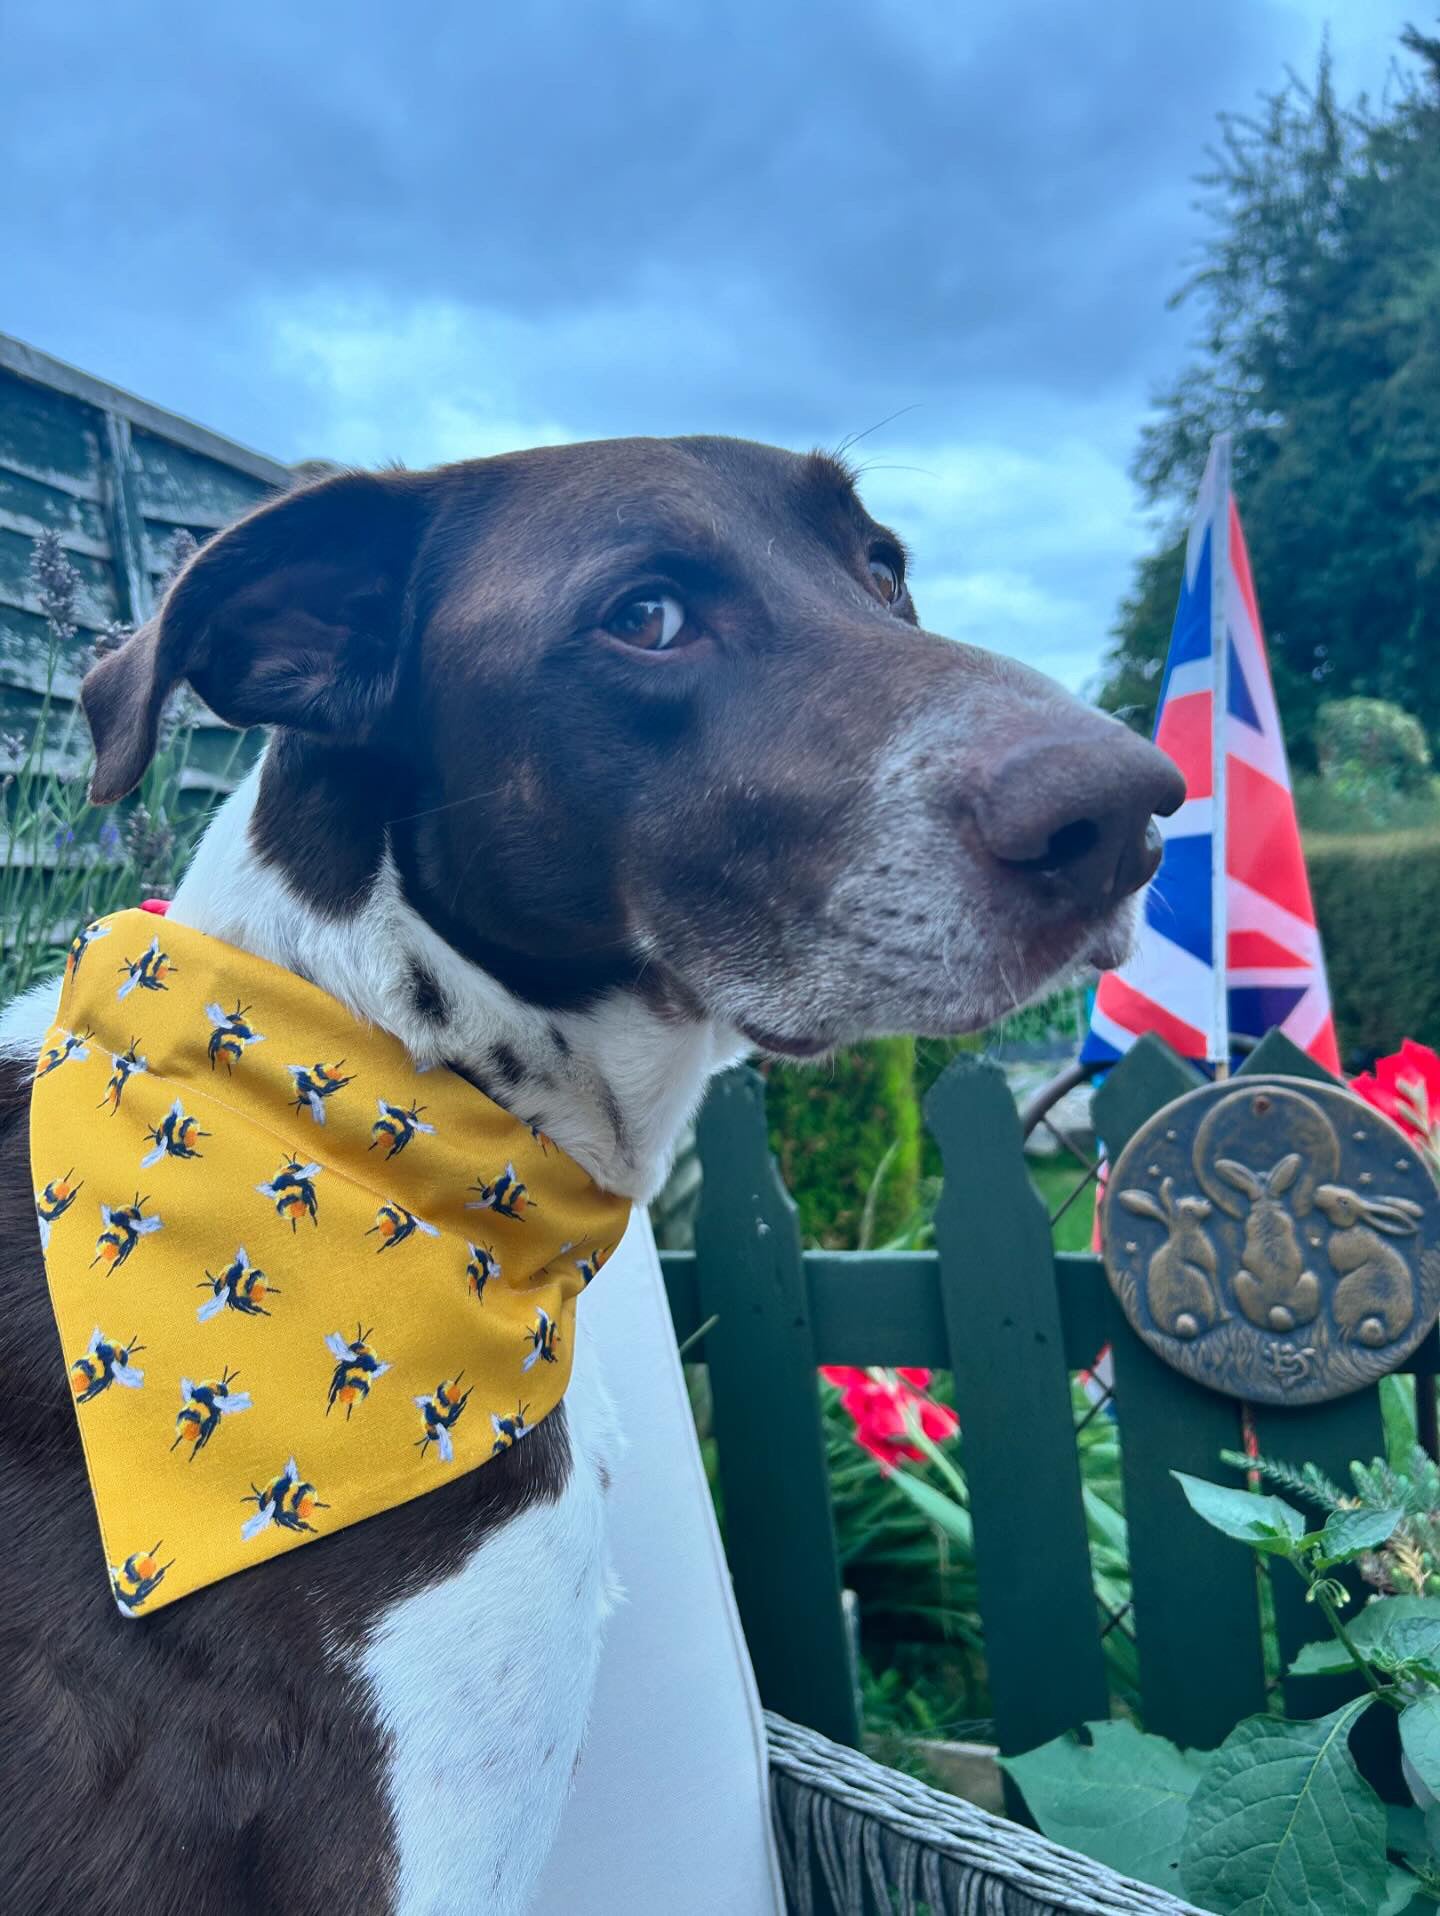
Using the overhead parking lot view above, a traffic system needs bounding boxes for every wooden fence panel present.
[0,332,287,776]
[1093,1038,1269,1749]
[1237,1033,1390,1763]
[693,1068,860,1746]
[926,1056,1109,1759]
[670,1030,1433,1774]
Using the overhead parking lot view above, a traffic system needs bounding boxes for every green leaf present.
[1287,1589,1440,1682]
[1316,1506,1406,1564]
[884,1467,974,1551]
[1181,1699,1387,1915]
[1382,1374,1420,1472]
[1351,1597,1440,1673]
[1173,1471,1306,1553]
[1083,1485,1130,1577]
[1389,1806,1435,1880]
[1381,1866,1429,1915]
[1001,1719,1206,1892]
[1288,1639,1355,1679]
[1402,1696,1440,1802]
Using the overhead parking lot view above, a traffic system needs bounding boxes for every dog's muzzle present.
[971,723,1185,915]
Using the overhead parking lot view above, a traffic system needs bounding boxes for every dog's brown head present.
[82,436,1182,1054]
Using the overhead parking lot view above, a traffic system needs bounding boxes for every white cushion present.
[532,1213,785,1914]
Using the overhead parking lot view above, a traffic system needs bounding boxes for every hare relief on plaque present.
[1102,1077,1440,1405]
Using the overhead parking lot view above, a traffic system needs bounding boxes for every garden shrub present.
[1307,827,1440,1063]
[1316,696,1432,794]
[763,1038,921,1246]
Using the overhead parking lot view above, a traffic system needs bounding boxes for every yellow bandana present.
[30,909,628,1618]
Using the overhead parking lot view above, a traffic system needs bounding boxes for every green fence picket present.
[1236,1035,1390,1746]
[926,1055,1109,1760]
[669,1026,1424,1781]
[1094,1038,1269,1749]
[692,1068,860,1746]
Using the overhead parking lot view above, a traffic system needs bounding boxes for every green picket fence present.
[660,1029,1437,1777]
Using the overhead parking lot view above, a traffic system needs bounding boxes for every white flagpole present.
[1208,432,1232,1074]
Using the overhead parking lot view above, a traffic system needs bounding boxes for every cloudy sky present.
[5,2,1422,691]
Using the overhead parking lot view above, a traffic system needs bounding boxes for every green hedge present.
[763,1039,922,1247]
[1308,827,1440,1063]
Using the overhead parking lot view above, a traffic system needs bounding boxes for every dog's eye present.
[605,595,688,651]
[868,557,902,604]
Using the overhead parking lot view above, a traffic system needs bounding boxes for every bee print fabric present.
[31,911,628,1617]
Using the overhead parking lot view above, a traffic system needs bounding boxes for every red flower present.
[1351,1039,1440,1148]
[821,1365,959,1467]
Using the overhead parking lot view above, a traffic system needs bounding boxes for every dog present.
[0,436,1182,1915]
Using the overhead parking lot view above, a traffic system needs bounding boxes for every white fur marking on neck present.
[164,757,741,1201]
[357,1331,624,1916]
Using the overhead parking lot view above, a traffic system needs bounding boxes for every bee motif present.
[521,1308,560,1372]
[528,1121,554,1155]
[414,1374,473,1462]
[99,1039,147,1114]
[287,1062,354,1124]
[36,1025,92,1078]
[71,1327,145,1403]
[141,1097,210,1169]
[241,1458,329,1541]
[35,1171,83,1249]
[575,1245,614,1287]
[366,1201,439,1251]
[65,919,109,981]
[172,1366,252,1459]
[467,1164,536,1220]
[111,1542,173,1616]
[466,1242,501,1303]
[91,1196,163,1272]
[258,1160,322,1230]
[324,1325,391,1418]
[117,937,176,1000]
[206,1000,265,1072]
[197,1246,279,1321]
[370,1099,436,1159]
[491,1401,531,1457]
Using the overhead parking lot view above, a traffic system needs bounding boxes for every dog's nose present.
[973,723,1186,910]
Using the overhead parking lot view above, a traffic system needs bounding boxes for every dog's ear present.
[81,468,429,804]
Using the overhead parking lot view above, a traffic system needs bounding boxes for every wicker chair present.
[767,1715,1206,1916]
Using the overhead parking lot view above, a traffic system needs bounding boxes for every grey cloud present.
[3,0,1419,688]
[8,0,1288,430]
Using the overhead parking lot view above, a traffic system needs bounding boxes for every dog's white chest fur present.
[358,1338,624,1916]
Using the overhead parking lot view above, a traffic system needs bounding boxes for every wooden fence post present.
[693,1068,860,1746]
[1235,1033,1394,1783]
[1093,1037,1269,1749]
[927,1056,1109,1760]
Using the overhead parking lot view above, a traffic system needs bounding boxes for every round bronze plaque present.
[1101,1075,1440,1405]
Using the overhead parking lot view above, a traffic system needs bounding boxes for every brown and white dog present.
[0,436,1182,1915]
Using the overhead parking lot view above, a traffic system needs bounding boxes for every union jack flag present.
[1082,436,1339,1073]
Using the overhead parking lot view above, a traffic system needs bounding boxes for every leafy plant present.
[1317,699,1434,806]
[1238,1440,1440,1600]
[1100,29,1440,763]
[824,1366,1139,1730]
[1003,1462,1440,1913]
[1,530,249,1003]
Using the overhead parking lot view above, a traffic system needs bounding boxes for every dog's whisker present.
[389,785,513,826]
[833,405,924,463]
